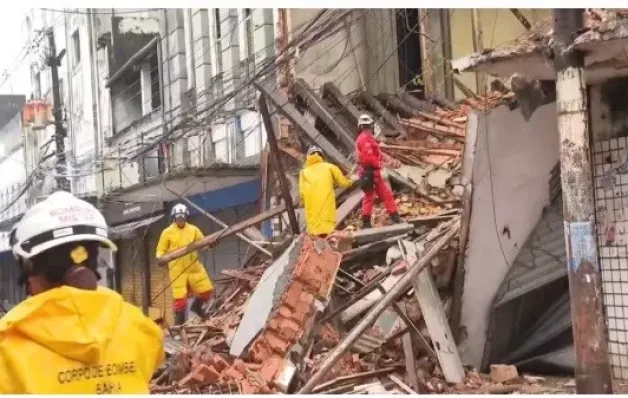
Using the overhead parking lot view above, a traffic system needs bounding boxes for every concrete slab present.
[229,235,304,356]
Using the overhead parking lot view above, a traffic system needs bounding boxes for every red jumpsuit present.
[356,130,398,217]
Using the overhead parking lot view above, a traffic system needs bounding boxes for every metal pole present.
[553,9,613,394]
[46,29,70,192]
[164,186,273,258]
[258,94,300,234]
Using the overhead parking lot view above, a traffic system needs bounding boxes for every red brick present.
[212,354,230,373]
[283,283,303,310]
[260,356,282,382]
[264,331,291,354]
[268,318,282,333]
[278,306,293,319]
[178,372,200,387]
[222,366,245,381]
[196,364,221,384]
[278,318,302,341]
[249,340,273,363]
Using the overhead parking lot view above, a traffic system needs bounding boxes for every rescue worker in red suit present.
[356,114,402,228]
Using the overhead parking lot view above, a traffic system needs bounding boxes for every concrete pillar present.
[252,9,274,71]
[140,62,152,116]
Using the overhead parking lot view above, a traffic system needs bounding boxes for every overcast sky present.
[0,8,32,97]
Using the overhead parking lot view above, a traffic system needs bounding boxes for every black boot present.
[174,311,186,326]
[390,212,403,224]
[191,297,212,320]
[361,215,372,229]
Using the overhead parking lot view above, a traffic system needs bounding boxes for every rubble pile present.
[150,84,547,395]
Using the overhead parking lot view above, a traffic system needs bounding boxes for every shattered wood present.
[151,83,557,395]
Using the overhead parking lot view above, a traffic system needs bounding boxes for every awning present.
[110,214,164,239]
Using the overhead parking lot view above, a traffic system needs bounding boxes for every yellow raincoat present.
[299,153,353,236]
[0,286,164,393]
[156,222,214,300]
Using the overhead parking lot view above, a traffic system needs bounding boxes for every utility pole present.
[46,29,70,192]
[554,9,613,394]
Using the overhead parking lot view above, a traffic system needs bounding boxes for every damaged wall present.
[448,9,549,100]
[290,9,398,96]
[459,102,559,369]
[590,78,628,380]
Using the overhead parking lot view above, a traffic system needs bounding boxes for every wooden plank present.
[294,78,356,150]
[402,334,420,393]
[336,189,363,226]
[322,82,362,125]
[253,80,351,170]
[157,205,287,265]
[359,91,407,138]
[400,239,465,384]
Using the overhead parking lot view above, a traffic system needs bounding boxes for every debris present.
[490,364,519,384]
[151,80,566,395]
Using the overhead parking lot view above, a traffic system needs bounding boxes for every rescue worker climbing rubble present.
[0,191,164,394]
[356,113,403,228]
[299,146,357,237]
[156,203,215,326]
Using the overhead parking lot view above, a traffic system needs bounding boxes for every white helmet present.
[12,191,116,260]
[306,146,323,157]
[358,114,374,127]
[171,203,189,218]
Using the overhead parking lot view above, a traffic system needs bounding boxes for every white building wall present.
[459,103,560,369]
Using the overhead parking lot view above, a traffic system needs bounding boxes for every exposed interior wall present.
[290,9,398,96]
[448,9,550,100]
[460,102,559,368]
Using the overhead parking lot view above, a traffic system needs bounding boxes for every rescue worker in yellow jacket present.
[156,203,214,326]
[0,191,164,394]
[299,146,357,237]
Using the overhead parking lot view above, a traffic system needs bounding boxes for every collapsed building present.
[147,71,586,394]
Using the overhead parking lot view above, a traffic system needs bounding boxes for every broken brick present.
[260,356,283,382]
[212,354,230,373]
[196,364,221,384]
[278,306,293,319]
[278,318,302,341]
[265,331,291,354]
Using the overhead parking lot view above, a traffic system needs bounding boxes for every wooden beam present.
[401,239,465,384]
[164,186,273,258]
[322,81,362,127]
[294,78,356,150]
[259,94,300,235]
[253,80,351,170]
[156,205,287,265]
[299,220,460,393]
[358,91,406,138]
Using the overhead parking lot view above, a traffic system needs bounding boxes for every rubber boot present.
[390,212,403,224]
[174,311,186,326]
[361,215,372,229]
[191,297,211,320]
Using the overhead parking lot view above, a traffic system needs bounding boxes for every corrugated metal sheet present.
[506,292,571,363]
[493,195,567,307]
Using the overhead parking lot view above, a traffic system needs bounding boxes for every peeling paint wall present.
[460,103,559,369]
[448,9,550,100]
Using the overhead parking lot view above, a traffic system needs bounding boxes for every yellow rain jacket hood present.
[156,222,214,300]
[299,153,353,236]
[0,286,164,394]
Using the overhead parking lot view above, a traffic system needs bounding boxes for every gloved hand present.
[360,166,375,192]
[350,174,360,184]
